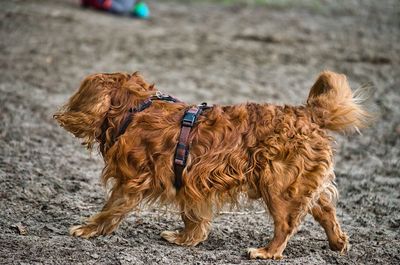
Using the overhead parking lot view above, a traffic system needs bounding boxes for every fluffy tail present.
[306,71,370,133]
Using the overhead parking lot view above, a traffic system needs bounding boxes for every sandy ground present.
[0,0,399,264]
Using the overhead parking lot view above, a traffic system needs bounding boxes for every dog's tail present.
[306,71,371,133]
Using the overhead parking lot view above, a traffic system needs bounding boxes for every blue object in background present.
[110,0,136,14]
[133,1,150,19]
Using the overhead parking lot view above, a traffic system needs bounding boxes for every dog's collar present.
[99,91,180,154]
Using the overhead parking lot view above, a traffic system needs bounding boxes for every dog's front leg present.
[161,204,212,247]
[70,185,139,238]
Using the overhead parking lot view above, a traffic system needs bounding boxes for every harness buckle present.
[182,112,197,127]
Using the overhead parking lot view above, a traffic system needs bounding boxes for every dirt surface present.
[1,0,399,264]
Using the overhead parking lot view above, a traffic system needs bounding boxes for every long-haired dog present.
[54,71,369,259]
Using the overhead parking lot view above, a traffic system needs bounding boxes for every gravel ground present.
[0,0,399,264]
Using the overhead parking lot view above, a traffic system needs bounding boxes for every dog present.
[54,71,369,259]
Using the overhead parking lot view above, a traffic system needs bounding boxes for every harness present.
[173,102,209,188]
[100,92,210,190]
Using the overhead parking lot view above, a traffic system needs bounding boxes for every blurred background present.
[0,0,399,264]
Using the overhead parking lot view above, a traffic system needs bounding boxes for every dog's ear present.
[53,73,115,149]
[54,72,156,149]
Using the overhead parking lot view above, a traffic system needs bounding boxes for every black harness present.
[99,92,209,190]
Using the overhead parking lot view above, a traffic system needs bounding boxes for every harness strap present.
[99,92,180,154]
[117,94,179,137]
[173,104,208,189]
[117,98,153,137]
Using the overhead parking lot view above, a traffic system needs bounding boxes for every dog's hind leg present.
[247,194,308,260]
[70,185,139,238]
[310,192,349,253]
[161,203,212,247]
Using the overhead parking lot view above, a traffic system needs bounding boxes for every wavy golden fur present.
[54,71,370,259]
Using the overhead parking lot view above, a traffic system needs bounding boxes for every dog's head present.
[54,72,156,149]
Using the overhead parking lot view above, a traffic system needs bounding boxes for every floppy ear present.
[54,72,155,150]
[54,73,113,149]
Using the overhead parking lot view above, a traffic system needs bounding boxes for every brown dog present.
[54,71,369,259]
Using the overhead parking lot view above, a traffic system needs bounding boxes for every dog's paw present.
[247,247,283,260]
[70,224,100,239]
[160,230,202,247]
[161,230,179,243]
[329,233,350,254]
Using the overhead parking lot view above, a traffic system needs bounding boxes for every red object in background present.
[81,0,112,10]
[81,0,141,14]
